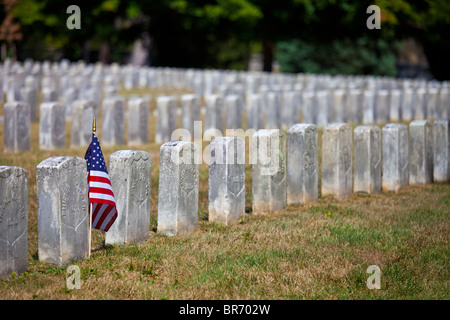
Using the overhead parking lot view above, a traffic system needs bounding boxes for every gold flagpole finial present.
[92,117,96,133]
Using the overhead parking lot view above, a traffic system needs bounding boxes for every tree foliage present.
[1,0,449,79]
[276,37,398,76]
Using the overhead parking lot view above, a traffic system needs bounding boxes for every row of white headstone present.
[3,59,447,97]
[3,59,447,93]
[1,59,449,127]
[3,86,449,153]
[5,81,448,129]
[1,119,449,278]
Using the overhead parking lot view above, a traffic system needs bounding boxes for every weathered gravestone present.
[252,129,287,214]
[246,93,264,130]
[316,90,329,127]
[0,166,28,278]
[426,87,438,119]
[389,89,402,122]
[71,100,95,147]
[353,125,381,194]
[103,86,118,99]
[382,123,409,192]
[265,92,282,129]
[6,75,19,102]
[62,87,78,119]
[39,102,65,150]
[20,85,37,122]
[409,120,433,185]
[281,91,299,130]
[37,157,89,265]
[331,89,346,123]
[433,119,450,182]
[127,98,148,146]
[401,87,414,121]
[413,88,426,120]
[321,123,353,199]
[346,89,362,124]
[3,102,30,153]
[375,90,389,124]
[204,94,224,132]
[41,87,57,103]
[102,97,125,146]
[224,95,242,130]
[181,94,200,137]
[438,87,449,119]
[106,150,152,245]
[301,91,315,124]
[155,96,177,144]
[287,124,318,205]
[362,90,375,124]
[208,137,245,226]
[82,89,101,111]
[157,141,199,236]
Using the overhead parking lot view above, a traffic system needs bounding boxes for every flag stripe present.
[92,203,110,228]
[89,192,116,203]
[89,176,113,185]
[91,203,102,225]
[95,205,114,230]
[91,199,117,207]
[90,171,111,179]
[100,208,117,231]
[89,186,115,197]
[91,204,104,228]
[101,215,116,232]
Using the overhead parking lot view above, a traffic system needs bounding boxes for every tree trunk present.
[1,43,6,61]
[10,42,16,61]
[83,41,90,63]
[99,41,110,64]
[263,40,273,72]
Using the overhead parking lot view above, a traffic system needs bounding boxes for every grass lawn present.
[0,89,448,299]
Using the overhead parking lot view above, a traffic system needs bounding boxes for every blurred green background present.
[1,0,449,80]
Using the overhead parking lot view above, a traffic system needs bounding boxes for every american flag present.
[84,133,118,232]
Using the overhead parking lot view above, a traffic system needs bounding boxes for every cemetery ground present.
[0,91,448,300]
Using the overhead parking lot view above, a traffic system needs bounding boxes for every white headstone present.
[3,102,30,153]
[101,97,125,146]
[208,137,245,225]
[70,100,95,147]
[0,166,28,278]
[252,129,286,214]
[157,141,199,236]
[106,150,152,244]
[39,102,66,150]
[321,123,353,199]
[156,96,177,144]
[287,124,318,204]
[433,119,450,182]
[127,98,148,146]
[37,157,89,265]
[353,125,381,194]
[382,123,409,192]
[409,120,433,185]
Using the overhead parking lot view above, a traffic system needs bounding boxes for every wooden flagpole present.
[89,201,93,258]
[88,117,96,258]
